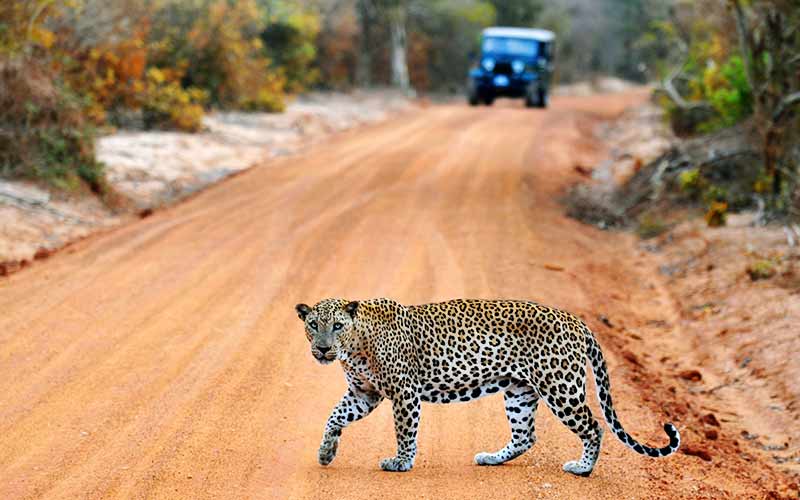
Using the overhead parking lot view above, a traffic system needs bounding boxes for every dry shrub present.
[0,57,104,193]
[746,259,776,281]
[54,13,207,132]
[636,213,669,239]
[562,184,626,228]
[704,201,728,227]
[150,0,287,113]
[1,0,318,199]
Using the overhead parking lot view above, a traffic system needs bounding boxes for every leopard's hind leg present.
[475,382,539,465]
[541,386,604,477]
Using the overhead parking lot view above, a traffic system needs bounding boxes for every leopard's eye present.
[309,320,318,330]
[333,322,343,331]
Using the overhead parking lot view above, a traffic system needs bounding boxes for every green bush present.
[149,0,287,112]
[702,184,729,205]
[141,68,208,131]
[1,0,322,198]
[747,259,776,281]
[260,9,320,93]
[0,58,104,193]
[33,126,104,192]
[698,56,753,133]
[678,168,706,198]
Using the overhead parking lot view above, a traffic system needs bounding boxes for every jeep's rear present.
[467,27,555,108]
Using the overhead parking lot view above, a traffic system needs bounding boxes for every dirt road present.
[0,92,789,499]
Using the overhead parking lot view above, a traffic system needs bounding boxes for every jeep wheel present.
[537,88,549,108]
[525,94,536,108]
[483,96,495,106]
[468,89,479,106]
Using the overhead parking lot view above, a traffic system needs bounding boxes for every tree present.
[487,0,542,27]
[355,0,377,87]
[409,0,496,92]
[729,0,800,204]
[374,0,411,92]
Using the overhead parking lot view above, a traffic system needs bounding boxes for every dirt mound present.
[564,108,762,229]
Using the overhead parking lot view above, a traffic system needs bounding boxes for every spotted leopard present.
[295,298,680,476]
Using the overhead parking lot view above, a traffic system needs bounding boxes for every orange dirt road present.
[0,93,787,499]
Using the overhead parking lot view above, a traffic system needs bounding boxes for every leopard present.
[294,297,680,477]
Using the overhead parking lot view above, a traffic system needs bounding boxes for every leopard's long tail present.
[585,330,680,457]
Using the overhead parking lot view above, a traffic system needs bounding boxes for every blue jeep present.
[467,27,555,108]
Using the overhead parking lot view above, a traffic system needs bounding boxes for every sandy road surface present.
[0,92,787,499]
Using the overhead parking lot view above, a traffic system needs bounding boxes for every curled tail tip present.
[664,423,681,453]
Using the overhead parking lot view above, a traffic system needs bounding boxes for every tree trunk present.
[388,5,410,92]
[355,0,373,87]
[729,0,755,92]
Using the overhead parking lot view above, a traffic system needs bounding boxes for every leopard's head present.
[295,299,358,365]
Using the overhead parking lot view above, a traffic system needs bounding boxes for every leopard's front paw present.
[318,435,339,466]
[379,456,414,472]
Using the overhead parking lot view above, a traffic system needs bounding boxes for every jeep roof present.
[481,27,555,43]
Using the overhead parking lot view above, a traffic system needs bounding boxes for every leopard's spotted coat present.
[295,298,680,476]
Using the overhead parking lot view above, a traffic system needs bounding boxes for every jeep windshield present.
[482,37,538,58]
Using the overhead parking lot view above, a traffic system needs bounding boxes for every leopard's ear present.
[295,303,312,321]
[344,301,359,318]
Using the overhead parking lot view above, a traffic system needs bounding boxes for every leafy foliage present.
[0,1,105,192]
[409,1,496,92]
[0,57,104,193]
[141,68,208,131]
[148,0,286,112]
[654,1,800,219]
[705,201,728,227]
[746,259,777,280]
[709,57,752,127]
[1,0,321,194]
[695,56,754,133]
[487,0,541,27]
[260,6,321,92]
[678,168,706,198]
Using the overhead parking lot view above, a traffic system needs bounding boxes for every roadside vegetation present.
[566,0,800,227]
[3,0,797,225]
[0,0,318,193]
[1,0,675,197]
[655,0,800,223]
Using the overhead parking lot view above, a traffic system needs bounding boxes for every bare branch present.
[773,92,800,123]
[657,60,712,111]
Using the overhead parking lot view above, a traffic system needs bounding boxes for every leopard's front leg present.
[319,389,382,466]
[380,386,421,472]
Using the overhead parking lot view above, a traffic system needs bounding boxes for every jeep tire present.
[537,88,549,108]
[468,88,480,106]
[526,87,548,109]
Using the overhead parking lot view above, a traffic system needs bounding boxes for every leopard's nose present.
[318,346,331,355]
